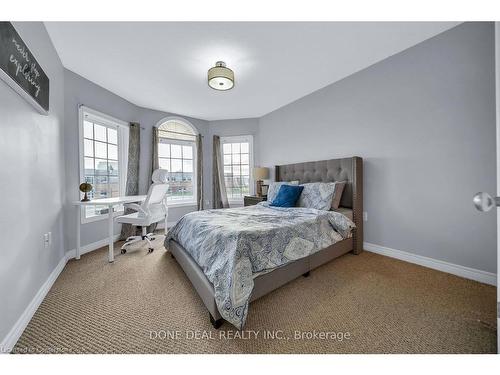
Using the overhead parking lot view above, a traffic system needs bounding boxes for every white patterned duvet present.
[165,202,355,329]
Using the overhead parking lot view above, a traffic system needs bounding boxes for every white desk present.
[72,195,147,262]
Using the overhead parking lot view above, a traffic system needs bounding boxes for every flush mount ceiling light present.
[208,61,234,91]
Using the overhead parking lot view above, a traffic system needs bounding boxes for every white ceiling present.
[45,22,460,121]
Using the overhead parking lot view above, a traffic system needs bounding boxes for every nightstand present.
[244,195,267,206]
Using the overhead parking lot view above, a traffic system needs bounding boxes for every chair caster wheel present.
[148,248,154,253]
[121,249,127,254]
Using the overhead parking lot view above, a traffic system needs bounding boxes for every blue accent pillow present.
[270,184,304,207]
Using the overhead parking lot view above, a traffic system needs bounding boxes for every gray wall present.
[0,23,66,343]
[63,70,211,250]
[2,22,495,347]
[259,22,497,273]
[0,21,496,348]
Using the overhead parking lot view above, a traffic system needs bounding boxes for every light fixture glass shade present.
[208,61,234,91]
[253,167,269,180]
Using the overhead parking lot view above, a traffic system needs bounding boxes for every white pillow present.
[267,181,299,203]
[297,182,337,210]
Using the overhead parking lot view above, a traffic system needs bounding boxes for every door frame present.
[495,22,500,353]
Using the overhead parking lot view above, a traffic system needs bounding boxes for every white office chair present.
[117,169,169,254]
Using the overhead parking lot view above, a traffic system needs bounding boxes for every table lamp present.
[253,167,269,197]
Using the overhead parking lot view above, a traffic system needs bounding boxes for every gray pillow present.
[297,182,337,211]
[331,181,347,210]
[267,181,299,203]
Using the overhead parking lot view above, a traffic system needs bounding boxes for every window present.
[221,135,254,202]
[157,118,197,205]
[79,106,129,222]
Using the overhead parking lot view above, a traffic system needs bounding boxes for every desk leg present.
[108,205,114,263]
[76,206,81,260]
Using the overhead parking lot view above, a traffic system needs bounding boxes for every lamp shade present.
[208,61,234,91]
[253,167,269,180]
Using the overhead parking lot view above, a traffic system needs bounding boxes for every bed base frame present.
[168,156,363,328]
[169,237,353,328]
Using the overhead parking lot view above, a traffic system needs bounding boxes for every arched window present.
[157,118,198,205]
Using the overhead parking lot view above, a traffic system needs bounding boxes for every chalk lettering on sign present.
[8,54,41,97]
[0,22,49,112]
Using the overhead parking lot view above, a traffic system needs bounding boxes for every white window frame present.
[157,117,198,208]
[220,135,254,204]
[78,106,129,224]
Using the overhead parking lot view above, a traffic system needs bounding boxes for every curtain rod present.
[78,104,206,135]
[157,129,204,138]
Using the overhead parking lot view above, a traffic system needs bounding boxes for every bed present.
[165,156,363,329]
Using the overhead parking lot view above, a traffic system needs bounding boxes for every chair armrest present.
[124,203,148,216]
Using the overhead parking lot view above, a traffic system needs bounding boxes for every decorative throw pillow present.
[331,181,347,209]
[297,182,337,211]
[267,181,299,202]
[270,185,304,207]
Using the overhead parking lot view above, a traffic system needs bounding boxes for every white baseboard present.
[66,234,121,260]
[0,255,67,353]
[364,242,496,286]
[1,234,128,353]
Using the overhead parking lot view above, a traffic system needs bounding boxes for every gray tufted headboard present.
[275,156,363,254]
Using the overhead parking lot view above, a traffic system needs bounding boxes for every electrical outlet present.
[43,233,50,248]
[363,211,368,222]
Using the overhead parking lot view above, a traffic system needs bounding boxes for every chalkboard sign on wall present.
[0,22,49,114]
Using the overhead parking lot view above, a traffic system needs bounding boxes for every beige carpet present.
[14,235,497,354]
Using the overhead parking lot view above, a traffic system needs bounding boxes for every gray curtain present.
[150,126,159,182]
[196,134,203,211]
[119,122,140,240]
[212,135,229,209]
[146,126,160,234]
